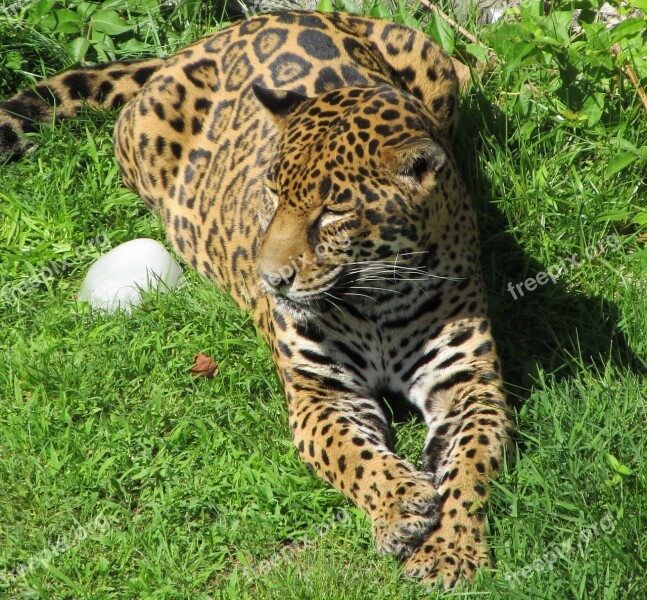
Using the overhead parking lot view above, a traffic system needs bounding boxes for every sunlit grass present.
[1,1,645,598]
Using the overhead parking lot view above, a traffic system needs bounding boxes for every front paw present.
[402,527,490,588]
[372,478,441,560]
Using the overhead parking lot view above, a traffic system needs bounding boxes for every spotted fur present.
[0,10,514,587]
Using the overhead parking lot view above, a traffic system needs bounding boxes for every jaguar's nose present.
[259,266,296,295]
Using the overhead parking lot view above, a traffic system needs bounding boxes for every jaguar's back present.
[1,11,458,316]
[0,11,512,589]
[113,11,459,315]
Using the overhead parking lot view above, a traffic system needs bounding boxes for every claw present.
[403,531,490,588]
[372,483,441,560]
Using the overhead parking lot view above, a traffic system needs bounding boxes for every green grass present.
[1,1,646,598]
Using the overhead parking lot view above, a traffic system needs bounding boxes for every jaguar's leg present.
[404,317,514,587]
[285,383,440,560]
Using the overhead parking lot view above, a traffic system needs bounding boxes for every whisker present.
[346,267,464,282]
[351,271,449,281]
[324,292,346,316]
[351,268,433,276]
[356,275,437,283]
[344,285,405,296]
[344,263,445,275]
[341,291,378,302]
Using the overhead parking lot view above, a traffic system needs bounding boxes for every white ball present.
[78,238,184,312]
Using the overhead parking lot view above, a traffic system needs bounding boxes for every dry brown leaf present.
[451,58,472,93]
[190,352,219,379]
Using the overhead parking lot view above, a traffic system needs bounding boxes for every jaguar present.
[0,10,514,587]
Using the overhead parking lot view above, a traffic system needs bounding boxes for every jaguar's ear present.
[252,85,310,128]
[385,138,447,183]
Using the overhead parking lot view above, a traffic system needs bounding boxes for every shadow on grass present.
[458,89,646,413]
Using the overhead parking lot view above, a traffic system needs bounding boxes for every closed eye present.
[265,165,279,194]
[317,205,352,229]
[410,156,430,181]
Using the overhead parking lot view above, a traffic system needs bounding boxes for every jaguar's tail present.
[0,57,165,160]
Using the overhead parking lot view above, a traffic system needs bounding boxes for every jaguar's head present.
[252,84,466,316]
